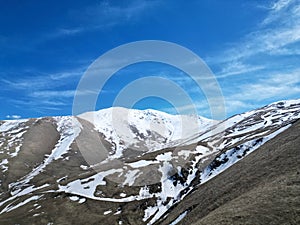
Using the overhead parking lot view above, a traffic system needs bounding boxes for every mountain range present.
[0,99,299,225]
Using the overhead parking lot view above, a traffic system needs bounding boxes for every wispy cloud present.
[208,0,300,76]
[161,99,210,116]
[6,115,21,119]
[196,0,300,117]
[0,1,161,53]
[216,61,265,78]
[7,98,68,113]
[2,78,49,90]
[29,89,105,99]
[79,0,159,26]
[48,0,160,38]
[2,68,84,90]
[261,0,294,24]
[271,0,293,11]
[225,69,300,114]
[158,66,300,116]
[2,67,86,111]
[30,90,76,98]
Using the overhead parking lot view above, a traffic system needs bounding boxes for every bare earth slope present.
[159,120,300,225]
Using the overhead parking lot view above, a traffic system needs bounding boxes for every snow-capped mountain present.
[78,107,215,158]
[0,99,299,225]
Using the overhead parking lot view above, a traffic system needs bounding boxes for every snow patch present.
[201,125,291,184]
[69,196,79,201]
[0,195,41,214]
[169,211,188,225]
[0,119,28,132]
[127,160,158,168]
[0,159,8,172]
[123,170,140,186]
[104,210,112,215]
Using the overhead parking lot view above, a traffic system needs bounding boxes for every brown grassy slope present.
[158,120,300,225]
[2,118,60,189]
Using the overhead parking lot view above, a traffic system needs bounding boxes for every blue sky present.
[1,0,299,120]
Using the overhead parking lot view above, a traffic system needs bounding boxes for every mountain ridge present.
[0,99,299,224]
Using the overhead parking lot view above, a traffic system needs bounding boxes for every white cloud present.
[245,71,300,98]
[216,61,265,78]
[271,0,293,11]
[168,67,300,116]
[161,67,300,117]
[49,71,83,80]
[2,68,86,111]
[214,0,300,114]
[224,69,300,114]
[6,115,21,119]
[225,100,256,112]
[31,89,109,98]
[8,99,67,112]
[54,0,160,37]
[30,90,76,98]
[83,0,158,24]
[161,101,211,117]
[2,78,49,90]
[2,67,84,91]
[208,0,300,76]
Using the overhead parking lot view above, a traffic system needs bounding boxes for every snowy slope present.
[142,99,300,224]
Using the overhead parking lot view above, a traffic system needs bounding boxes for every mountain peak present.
[78,106,216,159]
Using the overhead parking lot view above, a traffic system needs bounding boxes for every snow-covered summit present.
[78,107,216,158]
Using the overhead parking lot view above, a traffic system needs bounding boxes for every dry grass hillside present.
[158,120,300,225]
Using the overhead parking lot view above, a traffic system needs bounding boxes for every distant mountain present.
[0,99,299,225]
[78,107,215,158]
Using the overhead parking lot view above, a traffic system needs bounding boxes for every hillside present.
[157,120,300,225]
[0,99,299,225]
